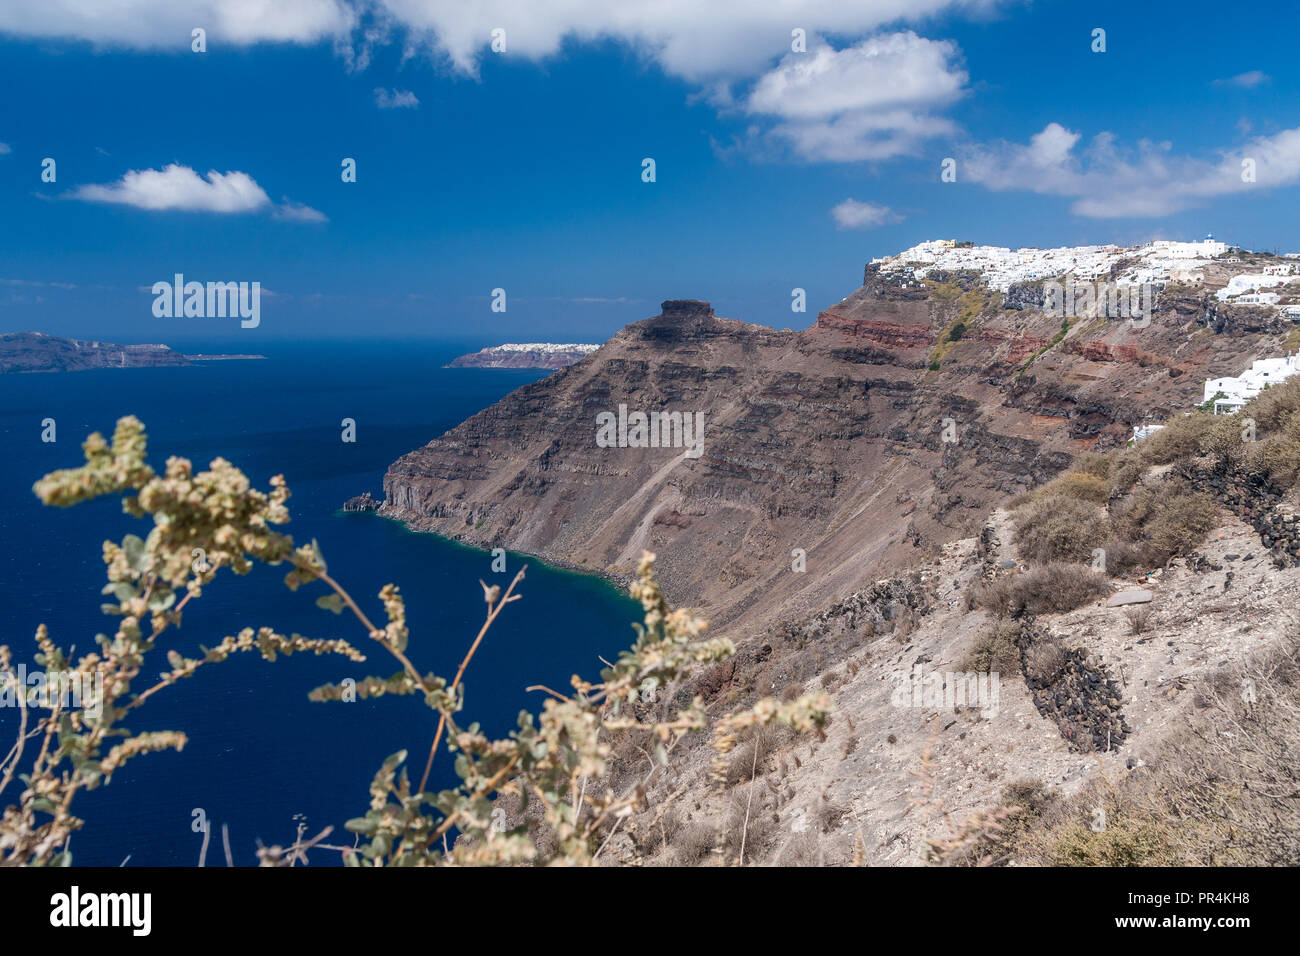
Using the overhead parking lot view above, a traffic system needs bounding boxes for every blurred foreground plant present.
[1,417,829,867]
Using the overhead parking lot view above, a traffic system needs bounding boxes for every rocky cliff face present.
[379,278,1289,641]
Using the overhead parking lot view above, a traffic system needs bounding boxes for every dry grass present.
[671,820,718,865]
[815,799,849,834]
[1124,605,1154,635]
[723,725,777,787]
[720,786,777,863]
[771,831,824,866]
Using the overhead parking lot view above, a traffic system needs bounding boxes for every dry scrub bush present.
[1015,454,1219,576]
[815,798,848,833]
[1124,605,1154,635]
[1108,453,1146,497]
[1137,413,1217,465]
[723,724,778,787]
[1049,471,1111,504]
[1246,374,1300,434]
[721,786,777,863]
[970,564,1109,618]
[939,779,1053,867]
[0,417,831,867]
[670,820,717,865]
[1022,636,1069,686]
[772,831,823,866]
[962,619,1022,673]
[1109,482,1219,566]
[1070,452,1113,480]
[1098,536,1147,575]
[1013,496,1109,564]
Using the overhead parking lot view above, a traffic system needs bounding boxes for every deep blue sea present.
[0,341,639,866]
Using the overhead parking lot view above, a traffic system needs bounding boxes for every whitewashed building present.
[1203,353,1300,414]
[1215,273,1292,301]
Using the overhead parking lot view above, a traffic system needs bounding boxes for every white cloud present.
[0,1,355,48]
[0,4,995,169]
[0,277,77,289]
[830,199,900,229]
[69,163,326,220]
[0,142,10,154]
[961,122,1300,218]
[380,0,998,81]
[1216,70,1269,89]
[769,108,958,162]
[0,1,1001,80]
[273,198,329,222]
[744,33,966,162]
[374,87,419,108]
[71,164,270,212]
[748,33,966,119]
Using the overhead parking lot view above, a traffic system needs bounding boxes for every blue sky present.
[2,0,1299,343]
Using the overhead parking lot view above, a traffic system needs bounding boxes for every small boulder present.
[1106,589,1154,607]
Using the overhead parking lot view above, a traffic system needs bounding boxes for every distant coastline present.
[446,342,601,371]
[0,331,264,374]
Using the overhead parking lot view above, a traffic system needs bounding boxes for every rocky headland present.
[447,343,601,370]
[0,331,264,373]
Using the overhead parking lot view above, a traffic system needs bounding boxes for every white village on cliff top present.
[872,236,1300,426]
[872,236,1233,292]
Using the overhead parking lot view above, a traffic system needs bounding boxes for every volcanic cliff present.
[379,269,1285,641]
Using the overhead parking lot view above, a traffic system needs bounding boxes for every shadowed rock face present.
[379,279,1288,641]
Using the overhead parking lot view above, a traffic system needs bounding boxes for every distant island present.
[446,342,601,370]
[0,331,265,374]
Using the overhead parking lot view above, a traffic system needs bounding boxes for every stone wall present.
[1197,461,1300,567]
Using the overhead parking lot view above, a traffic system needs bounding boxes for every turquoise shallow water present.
[0,341,639,865]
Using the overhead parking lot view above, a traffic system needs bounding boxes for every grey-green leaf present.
[315,593,346,615]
